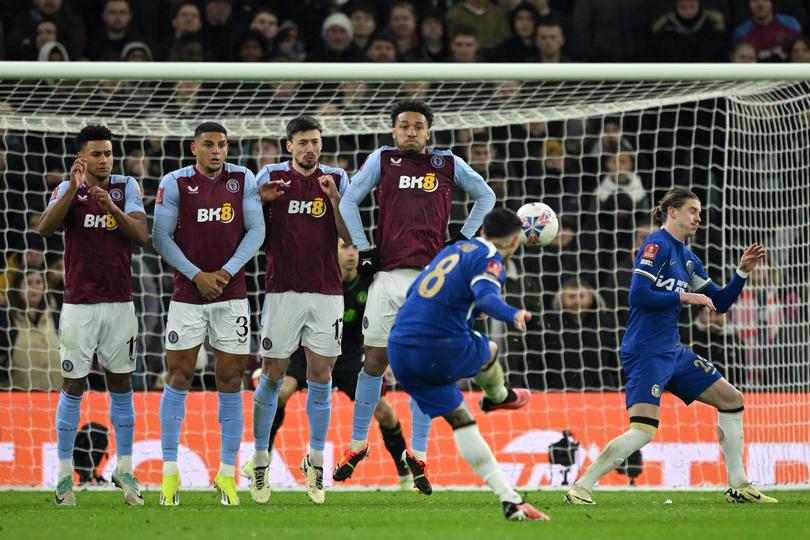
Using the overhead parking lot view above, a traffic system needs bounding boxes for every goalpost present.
[0,63,808,489]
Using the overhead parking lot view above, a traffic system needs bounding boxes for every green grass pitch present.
[1,490,809,540]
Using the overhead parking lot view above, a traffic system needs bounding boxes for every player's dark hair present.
[286,115,322,141]
[653,187,699,225]
[391,99,434,128]
[76,125,112,150]
[482,208,522,240]
[194,121,227,139]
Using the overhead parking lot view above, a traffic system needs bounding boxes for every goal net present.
[0,63,808,489]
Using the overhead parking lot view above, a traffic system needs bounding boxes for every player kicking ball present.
[566,187,776,505]
[387,208,548,521]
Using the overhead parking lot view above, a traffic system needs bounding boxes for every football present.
[517,202,559,247]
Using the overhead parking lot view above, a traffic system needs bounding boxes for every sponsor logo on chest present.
[83,213,118,230]
[197,202,235,223]
[398,171,439,192]
[288,197,326,217]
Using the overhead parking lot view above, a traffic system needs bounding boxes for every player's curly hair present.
[286,115,322,140]
[391,99,434,128]
[653,187,699,225]
[76,124,112,150]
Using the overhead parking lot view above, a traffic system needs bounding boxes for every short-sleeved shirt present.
[621,228,712,355]
[156,163,256,304]
[256,161,348,295]
[49,175,144,304]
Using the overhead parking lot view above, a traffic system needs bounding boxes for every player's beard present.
[295,156,317,173]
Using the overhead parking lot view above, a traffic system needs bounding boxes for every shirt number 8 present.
[418,254,460,299]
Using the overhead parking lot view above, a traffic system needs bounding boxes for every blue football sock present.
[56,391,83,461]
[409,397,432,454]
[218,391,243,466]
[109,390,135,459]
[352,368,383,441]
[306,379,332,452]
[253,374,283,452]
[159,384,187,462]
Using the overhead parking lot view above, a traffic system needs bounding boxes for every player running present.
[240,238,413,490]
[152,122,265,506]
[250,116,352,505]
[387,207,547,521]
[38,125,149,506]
[566,187,777,505]
[334,99,496,490]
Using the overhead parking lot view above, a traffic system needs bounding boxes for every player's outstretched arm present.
[695,243,766,313]
[452,155,496,240]
[471,279,525,330]
[338,149,383,250]
[220,170,265,278]
[38,158,85,237]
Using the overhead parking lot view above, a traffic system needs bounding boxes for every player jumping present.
[566,187,776,505]
[38,125,149,506]
[334,99,496,492]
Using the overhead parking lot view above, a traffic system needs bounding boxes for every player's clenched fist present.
[318,175,339,201]
[513,309,532,332]
[88,186,114,212]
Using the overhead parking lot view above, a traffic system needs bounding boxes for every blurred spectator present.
[604,223,655,324]
[732,0,801,61]
[591,142,650,270]
[121,41,153,62]
[249,7,279,52]
[788,34,810,61]
[404,10,448,61]
[449,25,481,62]
[542,277,620,390]
[308,12,363,62]
[366,31,399,62]
[645,0,728,62]
[571,0,641,62]
[38,40,68,61]
[446,0,511,49]
[233,30,269,62]
[274,20,306,62]
[35,20,58,51]
[200,0,240,62]
[7,0,86,60]
[245,138,282,171]
[86,0,140,61]
[158,1,202,61]
[535,19,569,62]
[469,137,507,201]
[489,1,540,62]
[349,4,377,52]
[387,2,422,58]
[729,40,758,61]
[0,268,61,391]
[168,32,206,62]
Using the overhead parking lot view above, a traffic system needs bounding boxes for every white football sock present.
[117,455,133,474]
[454,424,521,504]
[254,450,270,468]
[472,359,508,404]
[577,427,653,490]
[719,410,749,488]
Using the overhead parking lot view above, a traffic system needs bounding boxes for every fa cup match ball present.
[517,202,559,247]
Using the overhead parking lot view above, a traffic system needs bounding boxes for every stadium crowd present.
[0,0,807,395]
[2,0,810,64]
